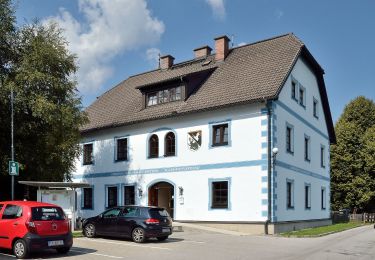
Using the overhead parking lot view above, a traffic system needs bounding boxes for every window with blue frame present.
[82,188,93,209]
[313,98,319,118]
[83,143,93,165]
[164,132,176,157]
[299,86,305,107]
[305,184,311,209]
[287,180,294,209]
[291,80,298,101]
[304,135,311,162]
[124,186,135,205]
[107,186,118,208]
[149,134,159,158]
[321,187,326,210]
[116,138,128,161]
[212,124,228,146]
[286,124,294,154]
[211,181,228,209]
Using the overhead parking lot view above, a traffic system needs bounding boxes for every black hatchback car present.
[82,206,172,243]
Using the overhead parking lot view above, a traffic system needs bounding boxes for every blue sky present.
[16,0,375,122]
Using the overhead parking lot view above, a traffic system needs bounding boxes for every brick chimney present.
[214,35,230,61]
[194,45,212,58]
[160,55,174,69]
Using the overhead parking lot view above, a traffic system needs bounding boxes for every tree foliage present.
[0,0,87,198]
[331,96,375,212]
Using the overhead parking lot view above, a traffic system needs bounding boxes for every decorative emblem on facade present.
[188,130,202,151]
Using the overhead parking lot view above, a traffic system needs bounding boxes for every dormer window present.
[146,86,182,107]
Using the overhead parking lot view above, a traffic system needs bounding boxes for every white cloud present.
[146,48,161,68]
[237,42,246,47]
[275,9,284,19]
[44,0,165,95]
[205,0,226,20]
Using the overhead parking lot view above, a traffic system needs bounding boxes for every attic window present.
[147,86,181,107]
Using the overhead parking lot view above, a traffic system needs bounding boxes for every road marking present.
[76,238,172,251]
[70,249,124,259]
[181,240,205,244]
[0,252,15,258]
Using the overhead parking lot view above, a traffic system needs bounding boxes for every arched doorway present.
[148,181,174,218]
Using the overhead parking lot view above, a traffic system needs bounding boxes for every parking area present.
[1,225,375,259]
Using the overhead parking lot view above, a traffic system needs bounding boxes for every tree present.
[0,0,87,199]
[331,96,375,212]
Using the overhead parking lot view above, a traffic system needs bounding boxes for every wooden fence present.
[332,211,375,223]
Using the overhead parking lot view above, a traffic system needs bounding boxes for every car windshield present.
[31,207,65,221]
[149,208,169,218]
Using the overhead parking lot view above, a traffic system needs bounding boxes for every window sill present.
[287,206,294,210]
[115,159,128,163]
[164,154,176,157]
[299,103,306,109]
[286,150,294,155]
[210,206,229,210]
[314,115,319,119]
[321,208,326,210]
[304,158,311,163]
[147,156,159,159]
[211,143,229,147]
[305,207,311,210]
[321,165,326,169]
[83,163,93,166]
[82,207,94,210]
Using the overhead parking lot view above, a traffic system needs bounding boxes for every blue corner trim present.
[261,142,267,149]
[261,176,268,182]
[261,154,267,160]
[275,100,329,140]
[261,108,268,115]
[262,199,268,205]
[74,159,267,179]
[261,165,268,171]
[261,210,268,217]
[261,187,268,194]
[261,130,268,137]
[261,119,268,125]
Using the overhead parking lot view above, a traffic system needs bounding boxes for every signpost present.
[9,161,19,176]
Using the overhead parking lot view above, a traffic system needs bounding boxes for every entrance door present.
[148,182,174,218]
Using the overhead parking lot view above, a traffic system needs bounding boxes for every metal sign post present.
[10,86,15,200]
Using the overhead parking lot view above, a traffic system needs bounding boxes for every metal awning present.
[18,181,90,189]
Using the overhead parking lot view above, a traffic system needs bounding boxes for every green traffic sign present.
[9,161,19,176]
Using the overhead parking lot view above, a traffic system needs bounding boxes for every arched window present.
[149,134,159,158]
[164,132,176,157]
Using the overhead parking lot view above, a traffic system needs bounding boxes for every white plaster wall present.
[274,57,331,222]
[73,103,270,222]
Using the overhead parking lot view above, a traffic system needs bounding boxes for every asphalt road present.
[0,225,374,260]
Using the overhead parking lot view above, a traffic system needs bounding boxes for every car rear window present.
[31,207,65,221]
[149,208,169,218]
[0,204,3,212]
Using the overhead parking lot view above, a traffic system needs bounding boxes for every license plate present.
[162,228,170,233]
[48,240,64,247]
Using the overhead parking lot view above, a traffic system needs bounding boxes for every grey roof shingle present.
[81,33,335,143]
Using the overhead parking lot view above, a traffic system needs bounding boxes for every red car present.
[0,201,72,259]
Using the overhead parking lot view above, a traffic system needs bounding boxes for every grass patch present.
[280,221,367,237]
[72,230,84,238]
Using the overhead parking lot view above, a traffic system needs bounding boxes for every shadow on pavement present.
[0,247,97,259]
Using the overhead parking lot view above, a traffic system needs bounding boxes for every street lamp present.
[272,147,278,169]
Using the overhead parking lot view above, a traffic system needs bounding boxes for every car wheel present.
[132,227,146,243]
[56,247,71,254]
[13,239,28,259]
[157,236,169,241]
[84,223,96,238]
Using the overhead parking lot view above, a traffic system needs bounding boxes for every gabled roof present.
[81,33,335,143]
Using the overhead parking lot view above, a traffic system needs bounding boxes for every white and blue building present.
[72,34,336,234]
